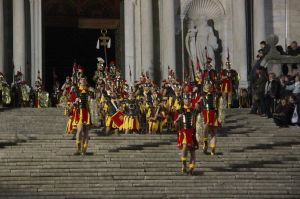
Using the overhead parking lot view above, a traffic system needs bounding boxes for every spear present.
[12,59,15,84]
[129,65,132,85]
[191,60,195,81]
[205,46,209,70]
[227,47,230,62]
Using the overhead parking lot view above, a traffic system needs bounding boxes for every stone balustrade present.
[262,34,300,76]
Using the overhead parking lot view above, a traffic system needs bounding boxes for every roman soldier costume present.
[123,90,140,134]
[147,97,163,134]
[220,52,234,108]
[175,93,199,175]
[93,57,105,85]
[66,87,78,135]
[202,58,217,84]
[201,82,220,156]
[73,85,90,126]
[73,77,91,155]
[0,72,11,106]
[12,71,30,107]
[104,91,123,135]
[34,71,49,108]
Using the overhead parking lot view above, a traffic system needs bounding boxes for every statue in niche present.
[186,16,218,70]
[185,21,198,70]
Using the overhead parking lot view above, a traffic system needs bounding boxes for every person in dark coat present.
[250,67,267,114]
[263,73,281,118]
[273,98,294,127]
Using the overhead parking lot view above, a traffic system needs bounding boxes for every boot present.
[181,157,187,173]
[82,143,88,155]
[203,140,208,154]
[188,163,195,176]
[228,103,231,109]
[211,147,216,156]
[74,140,81,155]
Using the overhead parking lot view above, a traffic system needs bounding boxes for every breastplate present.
[203,94,216,110]
[182,111,193,129]
[79,93,88,109]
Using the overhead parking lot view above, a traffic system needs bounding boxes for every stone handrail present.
[261,34,300,76]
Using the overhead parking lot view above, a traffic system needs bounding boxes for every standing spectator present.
[287,41,300,56]
[279,75,291,97]
[287,41,300,70]
[263,73,281,118]
[285,74,300,96]
[250,67,267,114]
[260,41,270,56]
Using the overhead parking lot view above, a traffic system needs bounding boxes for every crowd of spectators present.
[250,41,300,128]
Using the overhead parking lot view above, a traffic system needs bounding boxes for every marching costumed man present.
[65,86,77,136]
[203,57,217,85]
[220,60,233,108]
[161,69,177,132]
[0,72,11,107]
[11,71,30,107]
[93,57,105,84]
[123,88,140,134]
[73,76,91,155]
[194,70,203,95]
[171,83,183,132]
[104,89,123,135]
[34,71,49,108]
[109,61,117,79]
[147,97,163,134]
[175,92,199,175]
[220,49,239,108]
[201,81,220,156]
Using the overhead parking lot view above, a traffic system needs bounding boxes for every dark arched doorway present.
[43,0,121,92]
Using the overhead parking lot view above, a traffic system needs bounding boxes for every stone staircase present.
[0,108,299,199]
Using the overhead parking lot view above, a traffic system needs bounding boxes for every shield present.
[38,91,49,108]
[2,84,11,105]
[218,96,226,125]
[195,113,204,143]
[89,98,100,127]
[111,111,124,128]
[20,84,30,102]
[59,95,68,108]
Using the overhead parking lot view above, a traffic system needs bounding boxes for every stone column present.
[253,0,266,55]
[134,0,142,80]
[13,0,26,77]
[30,0,42,87]
[140,0,154,78]
[124,0,135,85]
[232,0,248,88]
[0,0,4,73]
[160,0,176,79]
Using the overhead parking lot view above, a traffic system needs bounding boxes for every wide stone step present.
[0,108,299,198]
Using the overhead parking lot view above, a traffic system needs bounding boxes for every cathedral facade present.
[0,0,300,89]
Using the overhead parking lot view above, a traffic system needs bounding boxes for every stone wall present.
[266,0,300,49]
[288,0,300,43]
